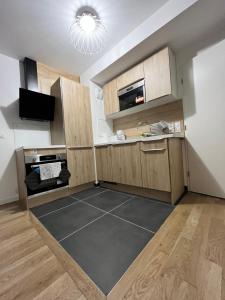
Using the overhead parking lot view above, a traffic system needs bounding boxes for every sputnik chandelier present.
[70,6,106,55]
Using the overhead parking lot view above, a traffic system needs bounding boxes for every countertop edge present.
[94,133,185,147]
[16,145,66,151]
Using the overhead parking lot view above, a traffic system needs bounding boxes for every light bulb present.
[79,14,96,33]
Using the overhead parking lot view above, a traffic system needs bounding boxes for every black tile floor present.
[31,187,174,295]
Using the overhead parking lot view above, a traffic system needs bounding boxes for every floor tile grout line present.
[58,199,154,243]
[70,188,109,202]
[58,212,108,243]
[37,199,83,219]
[79,200,108,213]
[102,187,173,208]
[78,195,135,215]
[107,212,155,234]
[106,196,136,214]
[58,196,137,242]
[36,188,109,219]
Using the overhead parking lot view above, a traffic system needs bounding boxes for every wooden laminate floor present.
[0,192,224,300]
[0,203,86,300]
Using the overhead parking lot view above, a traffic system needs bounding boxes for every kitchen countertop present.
[94,133,184,147]
[16,145,66,151]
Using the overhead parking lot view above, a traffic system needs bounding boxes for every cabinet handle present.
[67,146,92,149]
[141,148,166,152]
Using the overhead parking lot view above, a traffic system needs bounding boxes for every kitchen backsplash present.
[113,100,184,138]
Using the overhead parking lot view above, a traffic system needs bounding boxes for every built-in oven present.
[24,153,70,196]
[118,79,145,111]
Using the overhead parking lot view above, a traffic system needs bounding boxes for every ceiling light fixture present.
[70,6,106,56]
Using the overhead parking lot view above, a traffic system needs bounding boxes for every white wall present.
[178,38,225,198]
[0,53,51,205]
[89,82,113,144]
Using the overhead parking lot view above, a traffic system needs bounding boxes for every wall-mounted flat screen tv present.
[19,88,55,121]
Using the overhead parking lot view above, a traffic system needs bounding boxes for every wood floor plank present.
[121,251,168,300]
[0,228,45,270]
[33,273,86,300]
[139,271,196,300]
[0,245,52,294]
[0,256,64,300]
[197,259,222,300]
[206,217,225,268]
[0,216,31,241]
[0,211,27,225]
[0,204,88,300]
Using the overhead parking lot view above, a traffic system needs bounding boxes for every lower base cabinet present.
[140,139,171,192]
[95,138,184,203]
[95,146,113,182]
[111,143,142,187]
[67,148,95,187]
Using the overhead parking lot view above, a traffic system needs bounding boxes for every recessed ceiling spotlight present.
[70,6,106,56]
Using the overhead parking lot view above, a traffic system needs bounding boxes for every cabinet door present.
[67,148,95,187]
[144,47,172,101]
[103,79,119,115]
[140,140,171,192]
[111,143,142,187]
[96,146,113,182]
[116,63,144,90]
[61,78,93,147]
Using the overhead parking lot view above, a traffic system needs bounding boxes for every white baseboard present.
[0,195,19,206]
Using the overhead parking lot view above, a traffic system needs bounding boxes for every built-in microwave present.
[118,79,145,111]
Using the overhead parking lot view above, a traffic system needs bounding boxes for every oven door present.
[118,79,145,111]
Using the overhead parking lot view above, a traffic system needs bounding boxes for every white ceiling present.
[0,0,169,75]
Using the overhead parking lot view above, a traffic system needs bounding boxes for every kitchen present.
[0,0,225,299]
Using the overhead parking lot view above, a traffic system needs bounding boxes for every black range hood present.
[19,57,55,121]
[23,57,39,92]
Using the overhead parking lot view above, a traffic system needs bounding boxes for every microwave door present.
[119,85,145,111]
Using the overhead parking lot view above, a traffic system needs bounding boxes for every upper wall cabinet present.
[103,79,119,115]
[144,47,177,102]
[103,47,177,118]
[51,77,93,147]
[116,63,144,91]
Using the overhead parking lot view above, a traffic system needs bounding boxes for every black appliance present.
[19,57,55,121]
[25,153,69,196]
[118,79,145,111]
[19,88,55,121]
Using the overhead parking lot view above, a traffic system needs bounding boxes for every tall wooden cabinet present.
[51,77,95,188]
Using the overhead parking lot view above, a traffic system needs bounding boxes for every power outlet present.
[174,121,181,133]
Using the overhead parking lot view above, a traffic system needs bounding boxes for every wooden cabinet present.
[103,47,177,117]
[95,146,113,182]
[67,148,95,188]
[51,77,95,188]
[61,78,93,147]
[144,47,177,102]
[116,63,144,91]
[51,77,93,147]
[96,138,184,203]
[111,143,142,187]
[140,139,171,192]
[103,79,119,115]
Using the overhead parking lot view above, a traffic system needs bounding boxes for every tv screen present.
[19,88,55,121]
